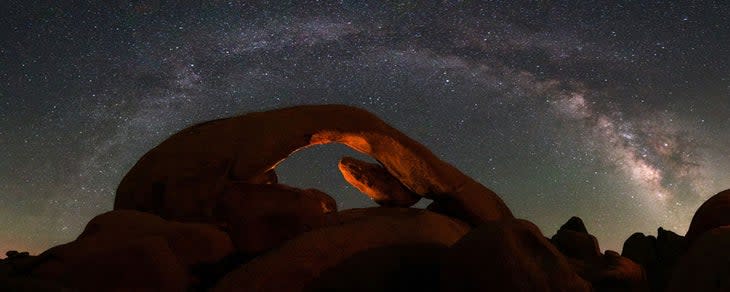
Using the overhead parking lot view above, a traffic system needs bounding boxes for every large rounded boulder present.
[33,210,234,284]
[214,183,337,254]
[685,189,730,244]
[304,243,446,292]
[213,208,469,292]
[32,236,189,292]
[551,217,601,262]
[667,226,730,292]
[440,219,591,292]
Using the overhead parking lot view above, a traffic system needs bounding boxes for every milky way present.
[2,2,730,253]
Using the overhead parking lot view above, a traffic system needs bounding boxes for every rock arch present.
[114,104,513,225]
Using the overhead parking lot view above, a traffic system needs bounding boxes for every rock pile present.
[2,105,729,291]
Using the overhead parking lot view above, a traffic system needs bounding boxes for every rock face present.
[213,208,470,292]
[338,156,421,207]
[18,104,730,291]
[667,226,730,292]
[32,210,234,288]
[214,183,337,254]
[60,237,189,292]
[551,217,601,262]
[621,233,657,270]
[304,244,446,292]
[440,219,591,292]
[685,189,730,244]
[621,228,686,292]
[550,217,648,291]
[581,251,648,292]
[115,104,513,225]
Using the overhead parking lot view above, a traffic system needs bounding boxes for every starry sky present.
[2,1,729,254]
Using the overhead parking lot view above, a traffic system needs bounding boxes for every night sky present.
[2,1,729,254]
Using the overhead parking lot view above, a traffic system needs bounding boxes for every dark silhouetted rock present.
[304,244,445,292]
[250,169,278,184]
[62,236,188,292]
[33,210,234,285]
[621,227,685,292]
[338,156,420,207]
[1,251,66,291]
[79,210,234,267]
[621,233,660,291]
[213,208,469,292]
[0,276,71,291]
[667,226,730,292]
[621,232,657,269]
[654,228,685,291]
[440,219,591,292]
[580,250,648,292]
[5,251,29,259]
[115,105,513,225]
[190,251,260,292]
[551,217,601,262]
[685,189,730,244]
[214,183,336,255]
[562,216,589,233]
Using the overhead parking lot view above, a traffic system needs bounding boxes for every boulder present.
[551,217,601,262]
[61,236,188,292]
[0,276,71,291]
[582,251,648,292]
[33,210,234,281]
[667,226,730,292]
[213,208,469,292]
[562,216,590,233]
[621,228,684,292]
[685,189,730,244]
[79,210,233,266]
[337,156,420,207]
[304,243,446,292]
[213,183,337,254]
[440,219,591,292]
[621,233,657,269]
[115,105,513,225]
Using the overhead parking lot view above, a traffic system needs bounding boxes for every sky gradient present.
[2,1,729,253]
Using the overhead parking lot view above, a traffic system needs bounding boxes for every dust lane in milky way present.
[1,2,729,253]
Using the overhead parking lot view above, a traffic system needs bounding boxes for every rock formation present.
[4,105,730,291]
[550,217,648,291]
[213,208,469,292]
[114,104,513,225]
[667,226,730,292]
[551,216,601,262]
[591,251,648,292]
[214,183,336,254]
[338,156,421,207]
[304,243,446,292]
[27,210,234,291]
[621,233,657,271]
[684,189,730,244]
[441,219,591,291]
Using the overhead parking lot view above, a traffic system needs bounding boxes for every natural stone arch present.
[114,104,513,225]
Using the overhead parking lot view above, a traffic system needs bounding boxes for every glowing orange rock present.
[337,156,420,207]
